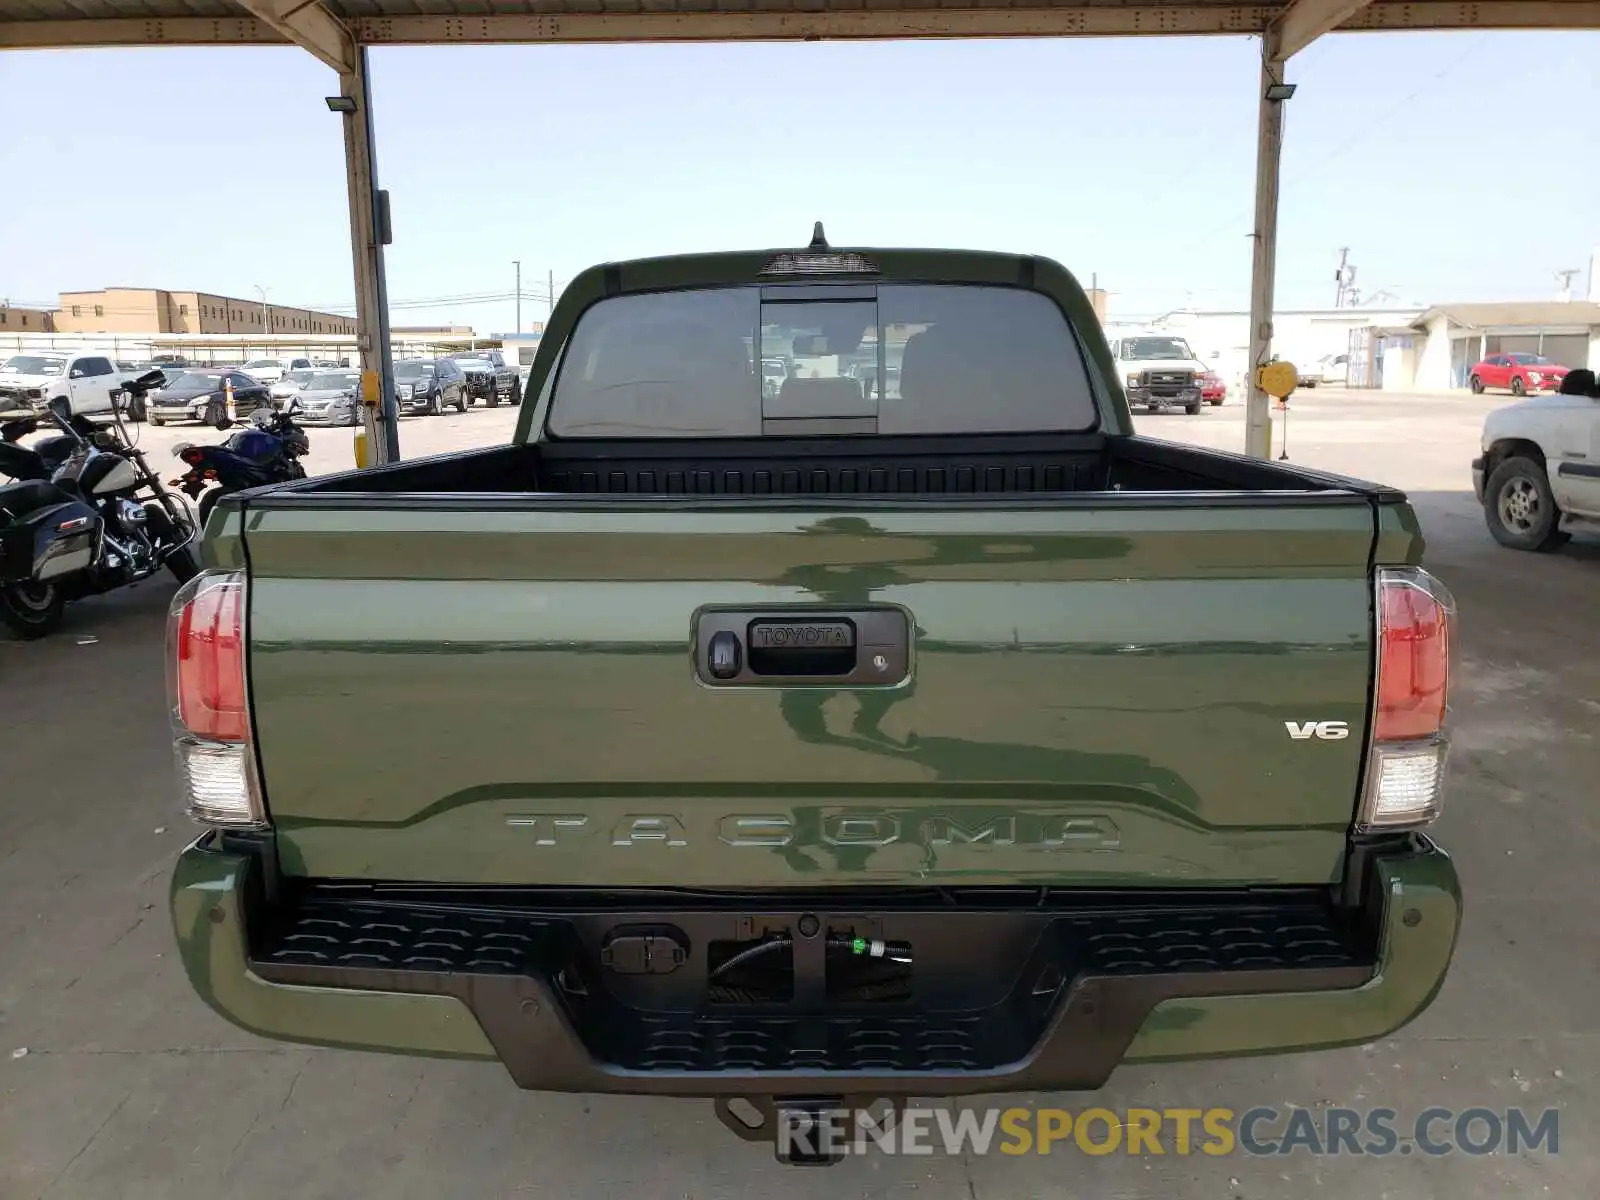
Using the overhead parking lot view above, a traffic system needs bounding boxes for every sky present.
[1,30,1596,330]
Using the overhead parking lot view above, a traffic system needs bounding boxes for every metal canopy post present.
[336,46,400,465]
[1245,38,1288,460]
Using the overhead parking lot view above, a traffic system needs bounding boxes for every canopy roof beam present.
[1271,0,1376,57]
[5,3,1597,53]
[232,0,354,71]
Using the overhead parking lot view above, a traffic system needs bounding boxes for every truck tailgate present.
[241,498,1377,888]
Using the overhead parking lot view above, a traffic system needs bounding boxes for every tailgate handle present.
[694,608,910,688]
[747,619,855,676]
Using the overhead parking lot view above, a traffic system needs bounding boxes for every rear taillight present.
[1358,567,1456,831]
[167,570,266,829]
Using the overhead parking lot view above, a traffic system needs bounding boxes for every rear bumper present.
[171,836,1460,1094]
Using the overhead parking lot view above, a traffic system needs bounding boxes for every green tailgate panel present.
[244,503,1375,887]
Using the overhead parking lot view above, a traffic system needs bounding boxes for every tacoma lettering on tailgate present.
[504,812,1122,851]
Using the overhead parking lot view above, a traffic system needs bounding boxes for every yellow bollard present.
[356,369,381,470]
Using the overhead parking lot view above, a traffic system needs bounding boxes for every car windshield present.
[281,369,317,385]
[172,372,224,390]
[549,282,1095,438]
[308,372,359,390]
[1507,353,1555,365]
[454,358,492,370]
[4,355,67,376]
[244,359,279,369]
[395,362,436,378]
[1121,336,1196,361]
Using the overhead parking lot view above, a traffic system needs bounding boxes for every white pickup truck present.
[1473,371,1600,550]
[0,350,128,416]
[241,355,317,386]
[1107,333,1208,414]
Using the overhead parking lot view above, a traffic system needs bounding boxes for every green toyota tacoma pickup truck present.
[168,235,1460,1162]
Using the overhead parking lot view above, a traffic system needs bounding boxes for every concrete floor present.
[1,390,1596,1198]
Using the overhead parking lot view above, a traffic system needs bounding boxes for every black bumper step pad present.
[247,884,1375,1094]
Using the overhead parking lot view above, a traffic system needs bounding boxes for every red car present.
[1200,371,1226,406]
[1468,352,1569,396]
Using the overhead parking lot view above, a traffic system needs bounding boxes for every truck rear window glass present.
[547,284,1097,438]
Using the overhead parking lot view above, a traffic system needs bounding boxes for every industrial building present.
[1110,296,1600,395]
[49,287,358,336]
[1410,301,1600,389]
[0,303,54,331]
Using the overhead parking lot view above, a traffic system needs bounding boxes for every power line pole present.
[547,269,554,321]
[1555,268,1579,302]
[1333,248,1349,308]
[513,260,521,333]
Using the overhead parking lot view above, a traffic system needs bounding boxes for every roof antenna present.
[809,222,829,250]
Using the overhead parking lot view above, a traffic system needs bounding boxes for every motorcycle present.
[0,371,199,638]
[170,399,310,527]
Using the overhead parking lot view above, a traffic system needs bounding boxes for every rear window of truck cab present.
[547,284,1098,438]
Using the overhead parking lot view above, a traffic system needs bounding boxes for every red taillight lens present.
[1359,567,1455,831]
[167,570,265,829]
[1375,570,1454,742]
[172,573,247,742]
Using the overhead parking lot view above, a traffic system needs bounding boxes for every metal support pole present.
[513,260,521,334]
[1245,41,1288,460]
[337,46,399,464]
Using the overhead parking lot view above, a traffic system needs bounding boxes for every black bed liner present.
[264,433,1398,503]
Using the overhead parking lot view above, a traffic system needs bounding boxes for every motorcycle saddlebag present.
[0,499,101,584]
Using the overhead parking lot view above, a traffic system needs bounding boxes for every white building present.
[1104,306,1424,394]
[496,332,545,371]
[1106,299,1600,393]
[1403,302,1600,390]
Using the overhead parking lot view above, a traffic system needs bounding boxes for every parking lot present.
[2,388,1597,1199]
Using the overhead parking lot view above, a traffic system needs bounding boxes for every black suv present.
[394,358,468,415]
